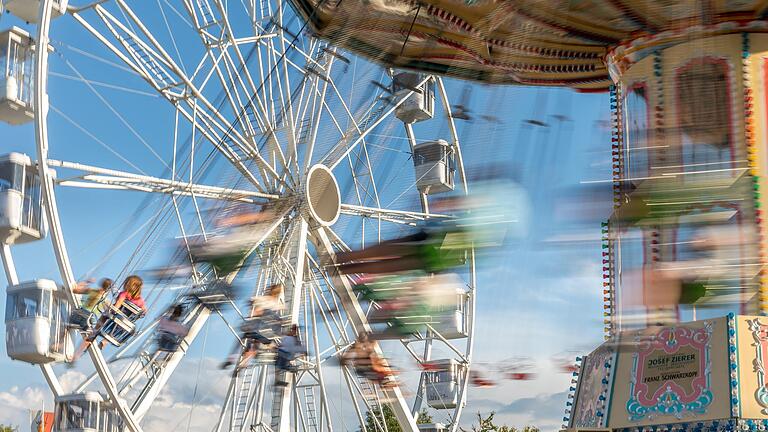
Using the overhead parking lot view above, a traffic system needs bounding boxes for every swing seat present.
[68,307,97,331]
[276,351,301,372]
[190,280,236,306]
[241,317,281,343]
[99,302,142,347]
[254,350,277,364]
[157,331,183,351]
[360,366,396,385]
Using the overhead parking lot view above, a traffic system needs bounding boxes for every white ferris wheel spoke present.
[272,219,307,431]
[321,82,427,171]
[72,319,161,395]
[302,63,328,169]
[32,0,145,430]
[339,204,450,226]
[183,0,330,186]
[305,274,378,431]
[50,159,280,202]
[71,5,282,191]
[181,0,271,134]
[306,259,354,345]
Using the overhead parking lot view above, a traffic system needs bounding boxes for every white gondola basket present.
[394,72,435,124]
[5,279,73,364]
[0,153,53,244]
[5,0,69,23]
[412,140,455,195]
[54,391,124,432]
[423,359,464,409]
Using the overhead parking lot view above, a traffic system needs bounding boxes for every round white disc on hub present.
[305,164,340,227]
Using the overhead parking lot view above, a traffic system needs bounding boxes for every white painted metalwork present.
[5,0,68,23]
[394,72,435,124]
[0,0,477,430]
[0,27,36,125]
[5,279,73,363]
[0,153,48,244]
[413,140,456,195]
[54,392,123,432]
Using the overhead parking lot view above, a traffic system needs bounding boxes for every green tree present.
[416,409,434,425]
[460,412,539,432]
[0,425,18,432]
[361,405,434,431]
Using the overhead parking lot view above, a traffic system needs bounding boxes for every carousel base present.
[563,314,768,432]
[565,418,768,431]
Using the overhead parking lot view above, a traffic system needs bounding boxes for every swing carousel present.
[288,0,768,431]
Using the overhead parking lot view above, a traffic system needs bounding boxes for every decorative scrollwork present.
[626,322,714,422]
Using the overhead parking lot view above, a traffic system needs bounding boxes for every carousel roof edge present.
[285,0,768,88]
[285,0,614,88]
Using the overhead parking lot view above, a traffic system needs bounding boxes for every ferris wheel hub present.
[304,164,340,227]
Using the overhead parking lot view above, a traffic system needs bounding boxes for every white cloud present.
[143,399,222,432]
[0,385,50,430]
[462,390,569,431]
[59,370,88,394]
[135,356,230,432]
[0,239,605,432]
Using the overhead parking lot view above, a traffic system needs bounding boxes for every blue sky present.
[0,3,612,430]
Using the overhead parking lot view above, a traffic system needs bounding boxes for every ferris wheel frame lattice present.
[0,0,478,431]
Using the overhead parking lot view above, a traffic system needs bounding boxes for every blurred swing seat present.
[240,314,282,344]
[98,302,143,347]
[156,330,183,352]
[68,307,97,331]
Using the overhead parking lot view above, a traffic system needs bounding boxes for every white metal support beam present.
[69,7,277,192]
[308,285,333,431]
[321,76,431,171]
[49,159,279,201]
[310,228,419,432]
[272,218,308,431]
[131,304,209,420]
[34,1,144,431]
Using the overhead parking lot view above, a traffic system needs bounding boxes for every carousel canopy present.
[288,0,768,90]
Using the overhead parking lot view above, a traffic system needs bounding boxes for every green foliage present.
[362,405,401,432]
[360,405,434,431]
[417,409,434,425]
[459,412,539,432]
[0,425,18,432]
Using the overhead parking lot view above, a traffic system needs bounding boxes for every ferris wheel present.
[0,1,476,431]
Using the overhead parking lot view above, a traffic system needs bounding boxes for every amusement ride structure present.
[0,1,479,431]
[11,0,768,431]
[288,1,768,431]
